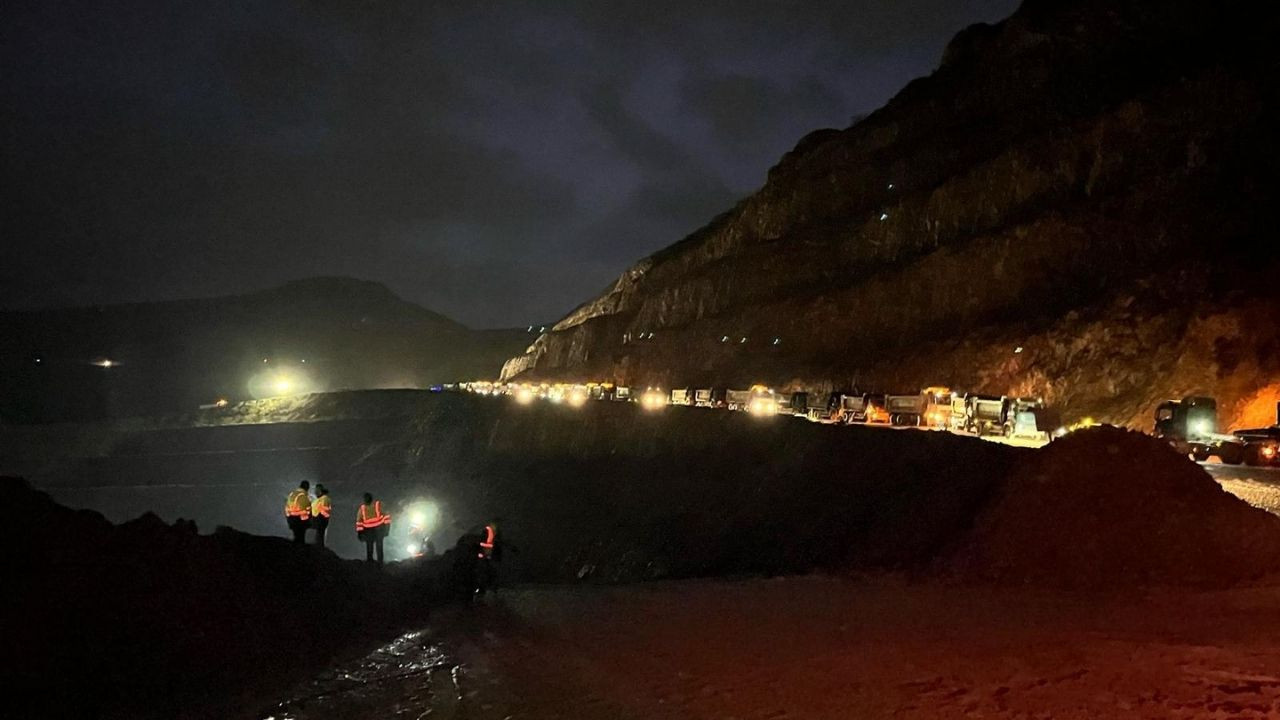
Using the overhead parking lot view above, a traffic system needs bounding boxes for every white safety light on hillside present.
[248,366,312,399]
[879,212,889,221]
[1014,346,1024,354]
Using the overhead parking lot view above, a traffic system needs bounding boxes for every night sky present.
[2,1,1017,328]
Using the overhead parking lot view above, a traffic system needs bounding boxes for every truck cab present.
[1001,397,1054,440]
[1154,396,1244,464]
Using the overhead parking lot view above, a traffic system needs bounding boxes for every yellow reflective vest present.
[284,488,311,520]
[312,494,332,519]
[356,501,390,532]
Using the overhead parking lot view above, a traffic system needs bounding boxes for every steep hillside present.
[0,278,528,421]
[503,0,1280,428]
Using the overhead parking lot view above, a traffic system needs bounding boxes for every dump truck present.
[670,388,693,406]
[726,385,776,414]
[1000,397,1056,440]
[840,393,889,424]
[885,393,926,426]
[1154,396,1244,464]
[694,388,725,408]
[804,392,839,423]
[922,387,954,429]
[964,394,1006,436]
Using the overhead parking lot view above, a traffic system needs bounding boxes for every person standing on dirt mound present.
[355,492,391,565]
[284,480,312,544]
[310,484,332,548]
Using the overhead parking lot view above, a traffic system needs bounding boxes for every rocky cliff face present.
[504,0,1280,428]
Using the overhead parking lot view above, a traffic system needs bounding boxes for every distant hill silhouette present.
[0,277,528,422]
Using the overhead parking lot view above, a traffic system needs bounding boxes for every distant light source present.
[772,338,781,345]
[93,358,116,368]
[879,212,889,221]
[721,336,729,343]
[1014,346,1024,354]
[273,376,294,395]
[887,183,895,190]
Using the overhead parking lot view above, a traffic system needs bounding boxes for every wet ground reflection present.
[261,630,462,720]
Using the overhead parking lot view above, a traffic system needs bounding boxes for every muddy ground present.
[8,392,1280,718]
[269,576,1280,720]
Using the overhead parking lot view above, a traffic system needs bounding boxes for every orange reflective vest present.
[480,524,496,550]
[356,501,391,532]
[284,488,311,521]
[311,494,331,519]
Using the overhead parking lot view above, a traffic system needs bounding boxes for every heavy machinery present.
[1232,402,1280,466]
[725,389,753,411]
[1000,397,1056,440]
[639,387,666,410]
[726,385,777,415]
[948,394,969,431]
[670,388,693,406]
[804,391,840,423]
[840,393,889,424]
[1154,396,1245,464]
[695,388,725,408]
[923,387,954,429]
[964,394,1006,436]
[885,393,925,426]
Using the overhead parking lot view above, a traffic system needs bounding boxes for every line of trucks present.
[459,381,1280,467]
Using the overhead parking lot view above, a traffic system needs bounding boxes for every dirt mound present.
[950,426,1280,588]
[0,477,439,719]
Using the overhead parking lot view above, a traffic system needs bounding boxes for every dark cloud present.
[1,0,1018,327]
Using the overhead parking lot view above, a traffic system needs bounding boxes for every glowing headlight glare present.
[410,511,426,527]
[406,543,420,556]
[515,387,534,404]
[1191,419,1211,435]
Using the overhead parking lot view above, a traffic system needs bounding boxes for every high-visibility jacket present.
[285,488,311,521]
[356,501,391,532]
[312,494,331,520]
[479,524,497,558]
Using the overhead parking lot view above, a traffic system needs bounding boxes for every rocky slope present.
[0,277,528,422]
[1,477,446,719]
[503,0,1280,429]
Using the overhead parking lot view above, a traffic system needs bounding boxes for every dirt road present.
[265,576,1280,719]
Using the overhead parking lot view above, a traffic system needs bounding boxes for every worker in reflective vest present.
[284,480,312,544]
[479,522,498,560]
[355,492,392,564]
[311,484,332,548]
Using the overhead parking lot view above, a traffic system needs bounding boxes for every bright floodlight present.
[273,376,293,395]
[406,543,420,556]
